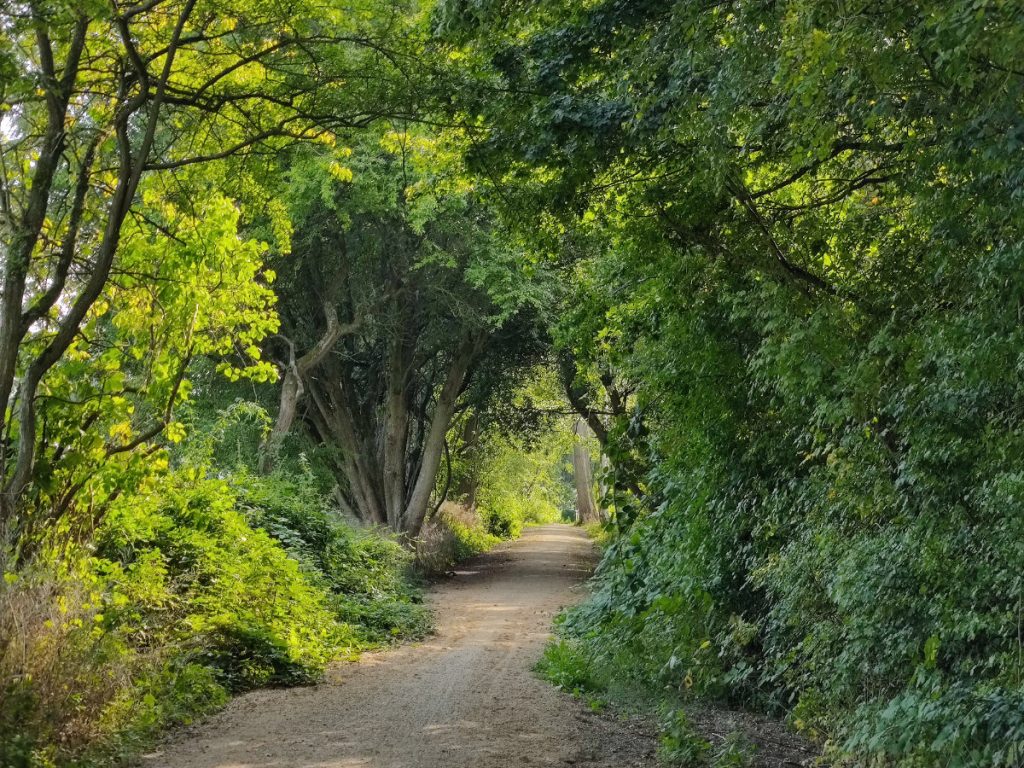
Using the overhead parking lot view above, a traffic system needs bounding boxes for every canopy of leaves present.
[3,1,1024,766]
[437,1,1024,765]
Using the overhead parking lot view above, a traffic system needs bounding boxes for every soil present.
[142,525,659,768]
[142,524,816,768]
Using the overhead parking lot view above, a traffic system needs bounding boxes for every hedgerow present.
[441,0,1024,763]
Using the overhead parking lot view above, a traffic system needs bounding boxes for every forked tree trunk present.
[402,333,484,537]
[258,303,357,474]
[307,376,387,526]
[304,330,485,538]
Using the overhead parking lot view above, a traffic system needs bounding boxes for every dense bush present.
[0,459,429,767]
[96,469,346,688]
[231,469,430,643]
[480,506,521,540]
[442,0,1024,764]
[416,503,504,573]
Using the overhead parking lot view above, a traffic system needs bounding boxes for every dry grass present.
[0,568,135,763]
[414,502,491,575]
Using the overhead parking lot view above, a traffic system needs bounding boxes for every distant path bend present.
[145,524,657,768]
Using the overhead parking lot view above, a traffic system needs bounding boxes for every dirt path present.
[144,525,657,768]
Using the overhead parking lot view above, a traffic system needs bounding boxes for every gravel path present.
[142,524,658,768]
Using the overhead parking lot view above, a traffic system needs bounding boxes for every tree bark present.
[259,302,357,474]
[573,420,600,524]
[402,332,484,537]
[452,412,481,509]
[383,303,414,529]
[307,375,387,526]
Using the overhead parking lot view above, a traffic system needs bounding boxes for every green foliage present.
[480,506,521,540]
[0,0,422,539]
[0,566,134,768]
[1,0,441,758]
[711,733,756,768]
[659,710,710,767]
[0,552,236,767]
[2,0,519,764]
[259,125,547,534]
[447,516,504,562]
[582,522,612,549]
[443,1,1024,765]
[450,370,576,534]
[1,452,430,766]
[473,432,570,531]
[98,662,229,763]
[535,639,600,697]
[8,0,1024,766]
[96,467,345,691]
[231,469,430,643]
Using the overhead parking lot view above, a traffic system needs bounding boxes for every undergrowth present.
[415,503,507,574]
[537,633,757,768]
[0,465,428,768]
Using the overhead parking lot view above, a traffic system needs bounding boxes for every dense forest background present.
[2,0,1023,766]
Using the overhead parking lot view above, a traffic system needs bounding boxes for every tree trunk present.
[260,363,303,474]
[258,303,356,474]
[573,420,600,525]
[560,352,646,500]
[383,312,413,529]
[402,332,483,537]
[307,376,387,526]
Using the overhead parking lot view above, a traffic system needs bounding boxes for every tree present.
[571,420,598,525]
[436,1,1024,764]
[262,129,542,536]
[0,0,420,537]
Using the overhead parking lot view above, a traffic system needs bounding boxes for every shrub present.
[96,467,345,691]
[0,567,133,767]
[0,559,232,768]
[711,733,756,768]
[535,639,600,696]
[0,459,434,767]
[480,504,522,539]
[96,662,228,763]
[659,709,710,766]
[231,469,430,644]
[415,503,503,573]
[447,518,503,562]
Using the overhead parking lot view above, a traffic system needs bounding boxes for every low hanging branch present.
[726,171,873,306]
[258,301,360,474]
